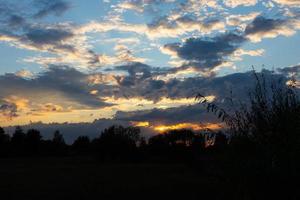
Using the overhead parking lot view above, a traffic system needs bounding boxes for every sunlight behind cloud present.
[153,123,222,133]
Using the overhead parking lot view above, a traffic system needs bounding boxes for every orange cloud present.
[4,96,30,111]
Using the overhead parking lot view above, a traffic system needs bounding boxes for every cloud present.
[15,69,34,79]
[276,65,300,87]
[223,0,257,8]
[25,27,74,45]
[0,65,114,120]
[244,16,300,42]
[113,44,148,63]
[162,32,246,72]
[1,0,299,72]
[226,12,261,27]
[146,16,225,39]
[7,15,26,27]
[231,48,265,61]
[273,0,300,7]
[0,23,104,68]
[116,0,176,13]
[6,62,249,109]
[0,1,101,68]
[33,0,71,18]
[77,20,148,35]
[0,102,18,120]
[278,64,300,75]
[0,63,294,129]
[112,69,293,128]
[117,2,145,13]
[114,103,219,125]
[114,62,153,86]
[278,64,300,87]
[178,0,222,13]
[77,13,224,40]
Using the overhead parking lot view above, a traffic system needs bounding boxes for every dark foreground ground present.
[0,157,296,200]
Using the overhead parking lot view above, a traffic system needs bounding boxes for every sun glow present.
[153,123,222,133]
[131,121,150,127]
[130,121,222,133]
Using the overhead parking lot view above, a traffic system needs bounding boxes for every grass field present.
[0,157,297,200]
[0,157,230,200]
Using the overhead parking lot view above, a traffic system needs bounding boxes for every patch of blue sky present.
[0,43,40,74]
[231,32,300,74]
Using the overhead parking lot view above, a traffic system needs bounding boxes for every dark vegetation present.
[0,71,299,199]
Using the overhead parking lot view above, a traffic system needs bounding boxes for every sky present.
[0,0,300,134]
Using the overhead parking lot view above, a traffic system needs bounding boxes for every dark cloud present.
[114,62,153,86]
[243,15,300,42]
[0,102,18,119]
[163,32,246,72]
[25,28,74,45]
[0,65,113,112]
[33,0,71,18]
[115,104,217,124]
[245,16,286,35]
[0,2,26,29]
[8,15,26,27]
[113,67,290,105]
[278,65,300,75]
[19,26,78,56]
[160,15,299,73]
[147,15,176,29]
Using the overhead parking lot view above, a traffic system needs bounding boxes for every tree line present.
[0,124,227,161]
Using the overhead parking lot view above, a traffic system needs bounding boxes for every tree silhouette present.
[11,126,25,144]
[53,130,65,145]
[148,129,205,162]
[25,129,42,155]
[52,130,67,155]
[93,125,140,160]
[213,131,228,148]
[10,126,26,155]
[0,127,9,144]
[72,136,91,155]
[0,127,10,156]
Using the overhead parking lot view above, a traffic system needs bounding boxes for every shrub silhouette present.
[197,70,300,174]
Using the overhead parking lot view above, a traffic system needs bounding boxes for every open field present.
[0,155,298,200]
[0,157,224,200]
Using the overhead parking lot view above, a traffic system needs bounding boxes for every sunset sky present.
[0,0,299,132]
